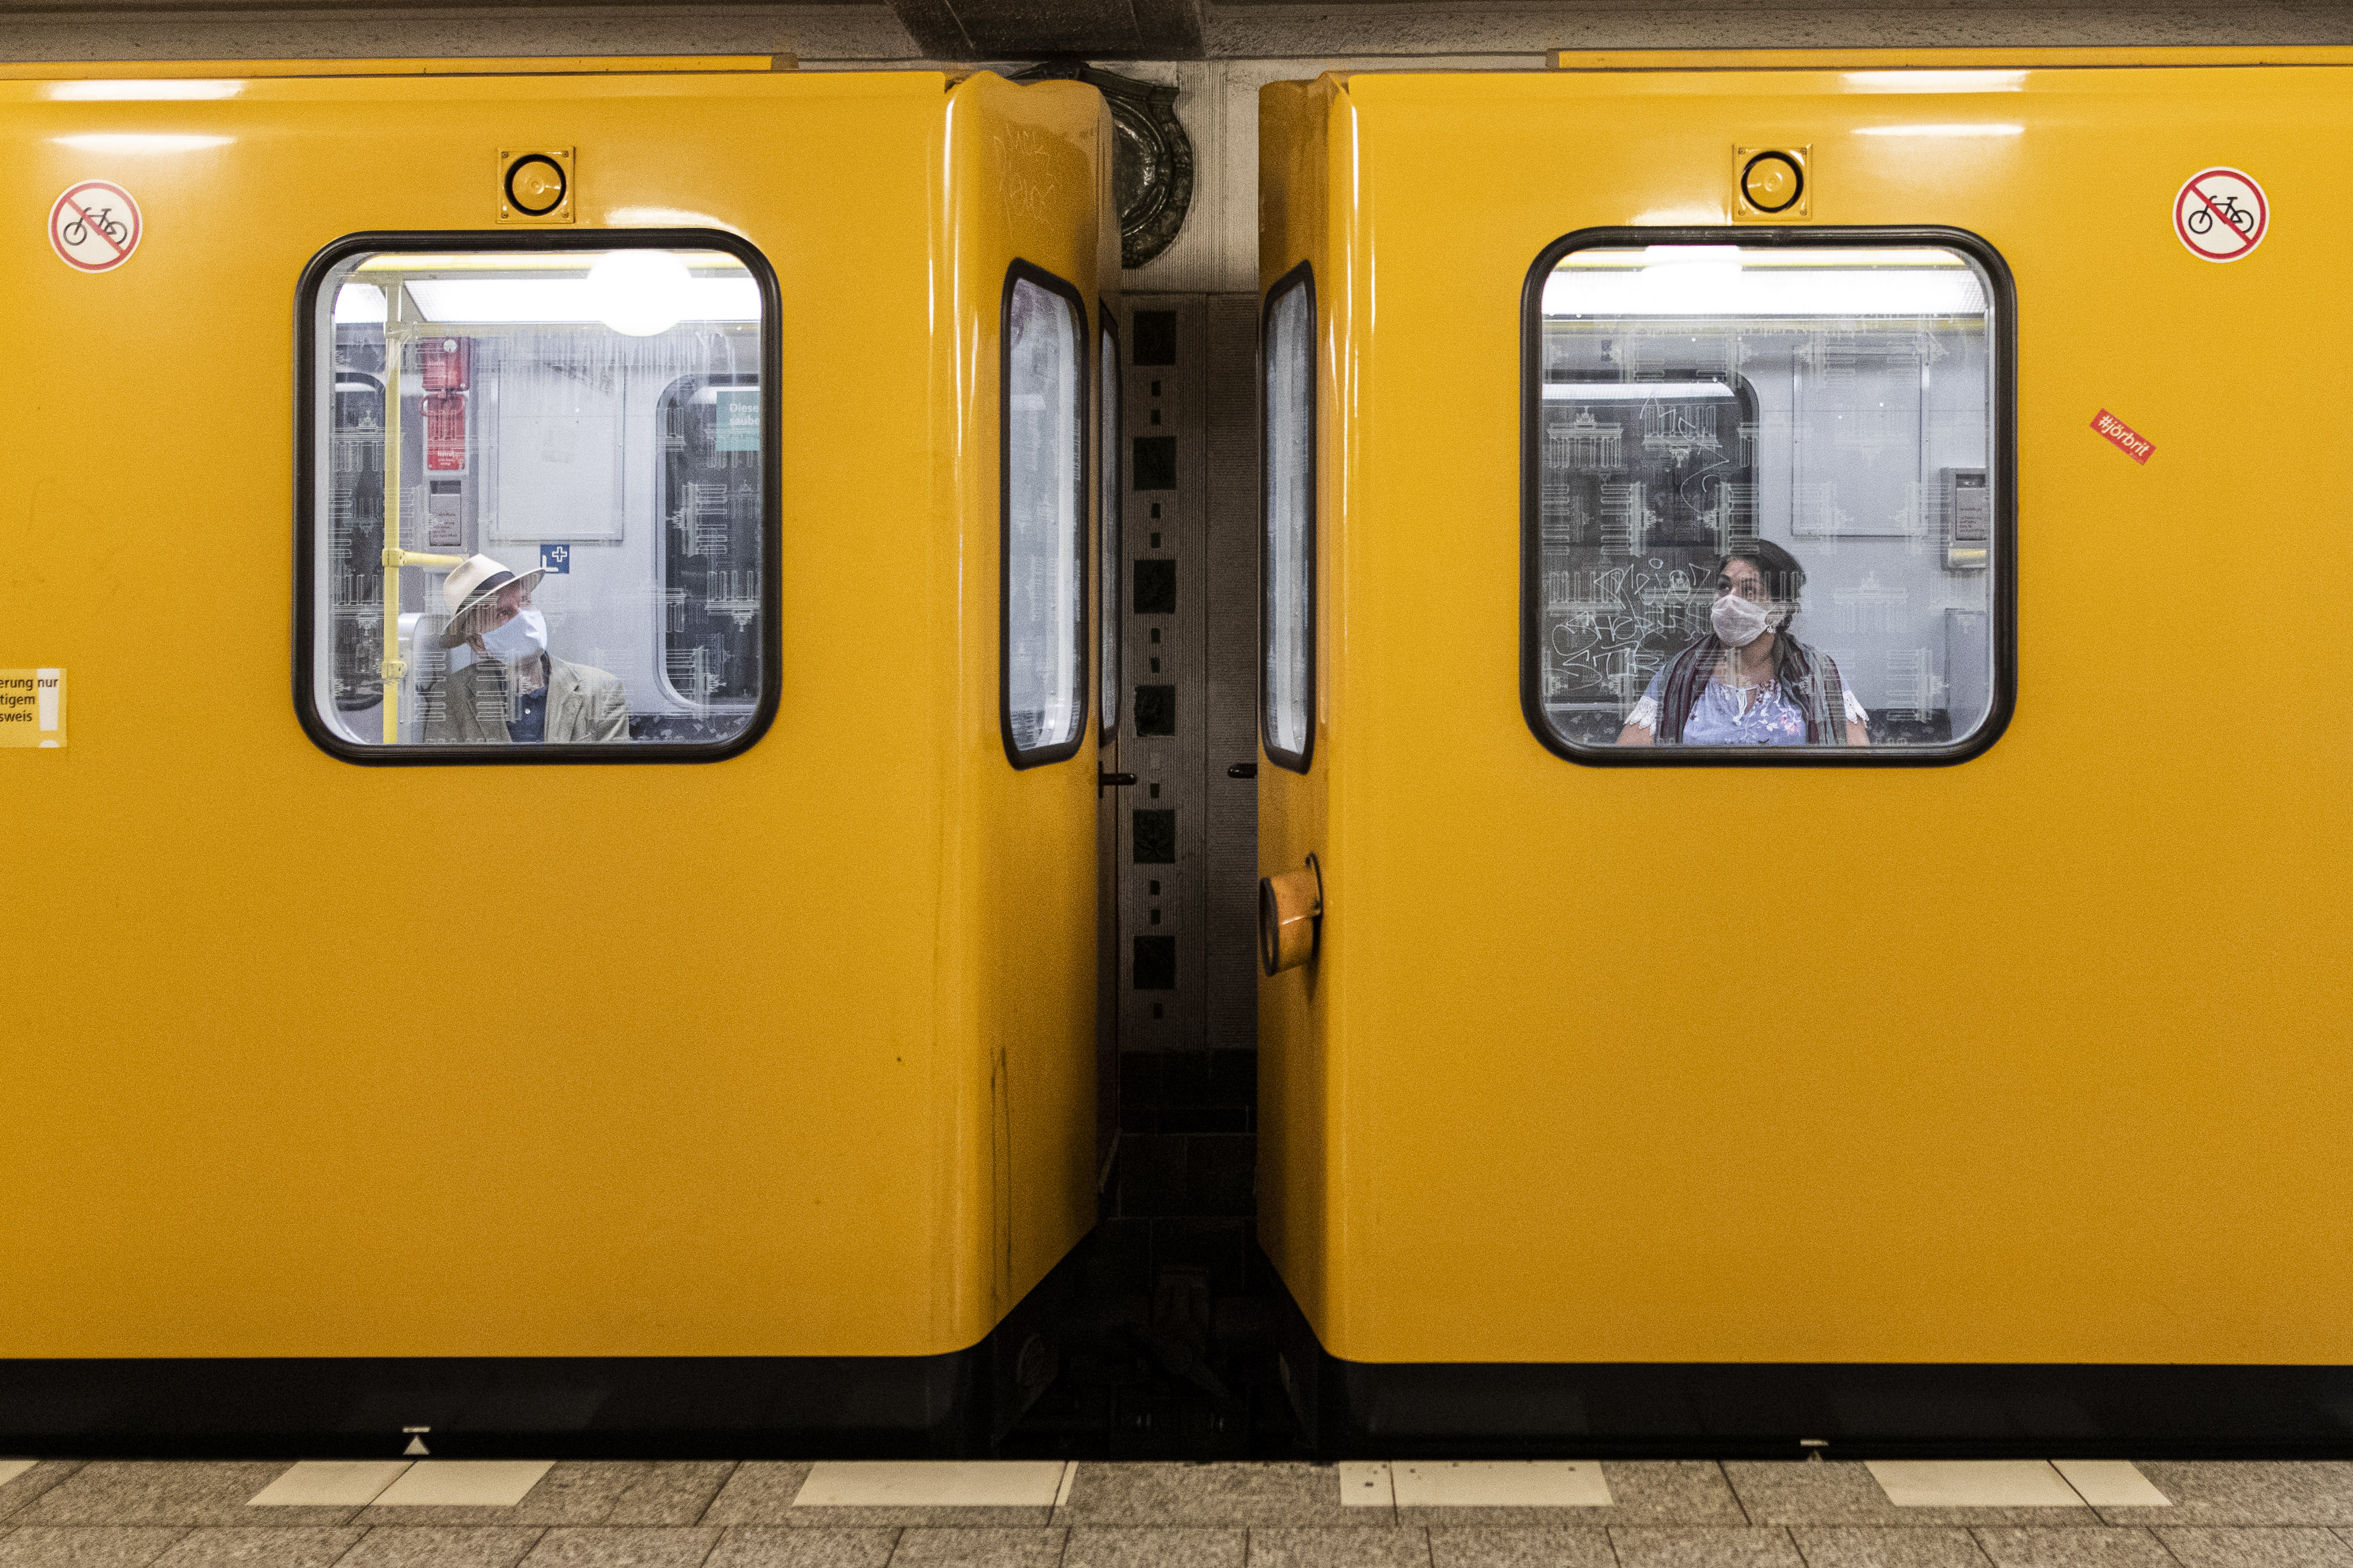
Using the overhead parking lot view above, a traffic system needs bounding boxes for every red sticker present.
[2174,167,2268,262]
[424,393,468,471]
[420,337,470,392]
[2092,409,2154,465]
[48,180,141,272]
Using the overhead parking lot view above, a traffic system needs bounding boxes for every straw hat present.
[439,554,547,640]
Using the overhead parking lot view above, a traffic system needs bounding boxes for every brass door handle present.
[1259,854,1323,976]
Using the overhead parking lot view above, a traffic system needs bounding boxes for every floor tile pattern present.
[702,1531,895,1568]
[1728,1466,2103,1529]
[1061,1528,1245,1568]
[0,1460,2349,1568]
[151,1528,370,1568]
[1971,1526,2173,1568]
[1426,1527,1614,1568]
[1396,1464,1742,1531]
[2099,1471,2353,1529]
[1612,1527,1808,1568]
[1786,1527,1988,1568]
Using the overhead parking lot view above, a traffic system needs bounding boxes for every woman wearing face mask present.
[1617,539,1868,747]
[424,554,629,744]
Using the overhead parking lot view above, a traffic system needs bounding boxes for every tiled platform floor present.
[3,1460,2353,1568]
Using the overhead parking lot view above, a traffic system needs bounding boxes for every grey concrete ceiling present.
[0,0,2345,64]
[887,0,1202,58]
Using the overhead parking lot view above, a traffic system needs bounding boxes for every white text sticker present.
[0,669,66,747]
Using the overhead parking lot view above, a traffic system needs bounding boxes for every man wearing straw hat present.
[424,554,628,745]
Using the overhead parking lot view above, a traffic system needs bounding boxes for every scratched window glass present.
[1532,244,2002,755]
[1263,271,1314,771]
[306,246,769,752]
[1002,267,1088,765]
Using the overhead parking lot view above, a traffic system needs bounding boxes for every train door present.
[0,57,1111,1452]
[1255,51,2353,1452]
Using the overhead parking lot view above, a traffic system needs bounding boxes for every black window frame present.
[998,258,1091,771]
[292,227,784,767]
[1261,260,1317,775]
[1099,302,1122,747]
[1519,225,2017,769]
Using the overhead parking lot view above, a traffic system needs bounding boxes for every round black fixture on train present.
[505,154,568,217]
[1009,62,1194,267]
[1740,151,1804,214]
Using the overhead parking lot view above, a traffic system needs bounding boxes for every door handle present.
[1227,762,1258,779]
[1098,768,1138,797]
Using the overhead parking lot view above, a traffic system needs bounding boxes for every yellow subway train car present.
[0,55,1116,1453]
[1256,49,2353,1452]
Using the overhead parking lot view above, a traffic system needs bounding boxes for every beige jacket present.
[424,656,629,745]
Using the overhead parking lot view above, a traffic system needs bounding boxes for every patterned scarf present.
[1655,633,1848,746]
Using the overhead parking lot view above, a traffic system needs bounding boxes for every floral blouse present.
[1626,667,1868,745]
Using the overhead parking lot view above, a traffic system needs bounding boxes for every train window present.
[1263,264,1315,772]
[1101,308,1122,745]
[1001,262,1089,768]
[1524,234,2013,763]
[298,236,779,761]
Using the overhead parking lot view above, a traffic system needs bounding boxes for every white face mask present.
[480,605,547,663]
[1711,592,1772,648]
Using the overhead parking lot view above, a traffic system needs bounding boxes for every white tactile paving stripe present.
[1867,1460,2086,1508]
[790,1460,1069,1508]
[1053,1460,1078,1509]
[2054,1460,2172,1508]
[1339,1461,1395,1508]
[1392,1459,1612,1508]
[0,1461,34,1488]
[249,1460,413,1506]
[370,1459,554,1507]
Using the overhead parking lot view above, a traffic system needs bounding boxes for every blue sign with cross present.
[539,542,571,575]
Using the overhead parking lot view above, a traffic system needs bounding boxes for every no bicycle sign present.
[2174,167,2268,263]
[49,180,141,272]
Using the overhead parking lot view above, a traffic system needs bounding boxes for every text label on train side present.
[2092,410,2154,466]
[0,670,66,748]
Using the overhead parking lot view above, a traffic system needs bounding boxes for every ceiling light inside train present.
[1544,248,1987,317]
[1634,245,1742,293]
[587,249,695,336]
[397,264,758,329]
[333,283,386,324]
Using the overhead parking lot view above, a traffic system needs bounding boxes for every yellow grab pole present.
[379,544,469,741]
[376,296,469,742]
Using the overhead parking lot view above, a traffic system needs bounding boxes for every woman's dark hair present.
[1716,538,1807,610]
[1714,538,1809,683]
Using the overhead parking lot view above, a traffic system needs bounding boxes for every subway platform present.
[0,1457,2348,1567]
